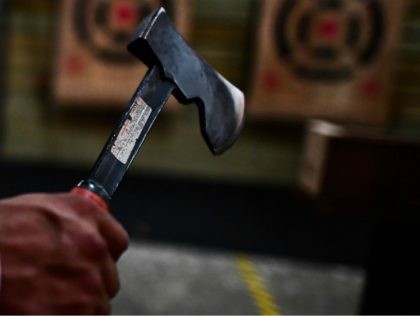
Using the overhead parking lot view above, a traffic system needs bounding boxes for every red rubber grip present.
[71,187,109,212]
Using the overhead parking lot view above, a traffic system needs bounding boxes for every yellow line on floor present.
[236,254,281,315]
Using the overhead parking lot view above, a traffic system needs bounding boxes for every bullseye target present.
[54,0,190,107]
[248,0,406,124]
[275,0,385,81]
[73,0,172,64]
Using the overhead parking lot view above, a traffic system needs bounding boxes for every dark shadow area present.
[0,159,371,267]
[360,220,420,315]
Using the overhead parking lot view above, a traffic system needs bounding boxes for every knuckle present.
[88,232,108,254]
[79,269,104,292]
[112,224,130,256]
[118,228,130,251]
[74,229,108,259]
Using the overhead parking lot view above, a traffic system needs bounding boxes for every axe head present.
[127,8,245,155]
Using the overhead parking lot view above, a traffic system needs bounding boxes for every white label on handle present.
[111,97,152,164]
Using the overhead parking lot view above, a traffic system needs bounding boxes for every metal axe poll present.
[71,8,245,211]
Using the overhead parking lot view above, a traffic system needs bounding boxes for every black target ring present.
[73,0,173,64]
[94,1,151,45]
[274,0,385,82]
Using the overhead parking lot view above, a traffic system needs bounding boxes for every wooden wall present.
[0,0,419,186]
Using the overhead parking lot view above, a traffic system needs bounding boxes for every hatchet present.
[71,8,245,211]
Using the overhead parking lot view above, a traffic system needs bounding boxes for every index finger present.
[62,193,129,260]
[96,211,129,260]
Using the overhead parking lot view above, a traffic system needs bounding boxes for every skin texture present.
[0,193,129,314]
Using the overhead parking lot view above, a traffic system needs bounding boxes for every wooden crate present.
[248,0,406,125]
[298,120,420,217]
[53,0,191,108]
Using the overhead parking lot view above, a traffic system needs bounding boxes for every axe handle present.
[70,66,175,213]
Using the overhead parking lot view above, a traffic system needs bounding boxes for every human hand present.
[0,193,129,314]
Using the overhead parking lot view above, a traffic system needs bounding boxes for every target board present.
[53,0,190,108]
[248,0,406,124]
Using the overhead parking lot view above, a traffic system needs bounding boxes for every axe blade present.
[128,7,245,154]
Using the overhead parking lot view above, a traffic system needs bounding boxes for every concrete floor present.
[112,242,365,315]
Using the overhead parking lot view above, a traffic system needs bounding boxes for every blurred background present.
[1,0,420,314]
